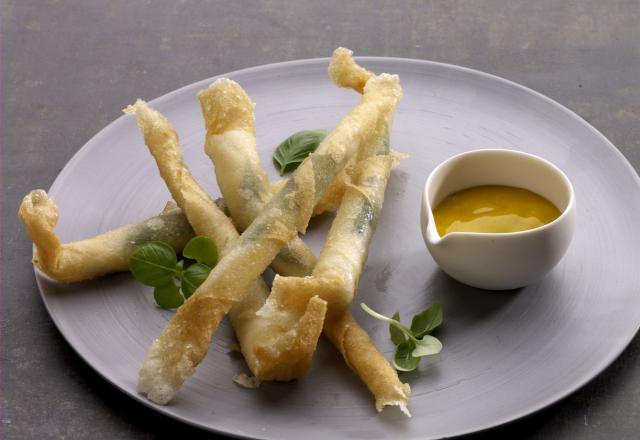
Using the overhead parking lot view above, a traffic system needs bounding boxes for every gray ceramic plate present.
[39,58,640,439]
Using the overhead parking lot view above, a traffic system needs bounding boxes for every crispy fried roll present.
[125,101,327,403]
[132,68,402,404]
[200,48,410,414]
[18,192,193,283]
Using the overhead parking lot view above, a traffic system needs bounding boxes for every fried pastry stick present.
[134,69,402,405]
[199,51,410,413]
[196,79,316,277]
[261,125,408,413]
[125,102,328,401]
[259,47,411,413]
[17,179,334,285]
[307,45,375,214]
[263,48,396,316]
[264,154,395,314]
[321,51,410,412]
[18,192,194,283]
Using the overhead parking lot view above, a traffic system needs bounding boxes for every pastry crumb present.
[233,373,261,389]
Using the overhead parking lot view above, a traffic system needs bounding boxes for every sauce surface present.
[433,185,561,236]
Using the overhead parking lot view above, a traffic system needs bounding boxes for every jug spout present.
[425,223,443,246]
[420,187,444,246]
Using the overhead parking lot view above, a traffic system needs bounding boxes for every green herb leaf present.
[175,260,184,276]
[393,340,420,371]
[129,241,177,287]
[412,335,443,357]
[183,236,218,266]
[362,302,443,373]
[154,282,184,309]
[389,312,406,345]
[273,129,328,175]
[130,236,219,308]
[361,303,415,340]
[410,303,443,338]
[181,262,212,298]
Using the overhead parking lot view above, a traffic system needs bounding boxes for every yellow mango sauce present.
[433,185,561,236]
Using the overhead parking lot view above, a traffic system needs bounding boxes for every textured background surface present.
[2,1,639,438]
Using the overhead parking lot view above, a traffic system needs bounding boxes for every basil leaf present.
[389,312,406,345]
[393,340,419,372]
[410,303,443,338]
[181,263,211,298]
[129,241,177,287]
[154,282,184,309]
[183,236,218,267]
[273,129,328,175]
[412,335,443,357]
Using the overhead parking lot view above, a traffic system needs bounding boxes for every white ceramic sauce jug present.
[420,149,576,290]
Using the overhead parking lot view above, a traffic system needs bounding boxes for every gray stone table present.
[2,1,639,438]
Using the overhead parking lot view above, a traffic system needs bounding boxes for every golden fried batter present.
[200,48,410,414]
[18,192,193,283]
[125,101,327,403]
[133,66,401,404]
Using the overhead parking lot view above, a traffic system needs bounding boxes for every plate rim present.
[39,55,640,439]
